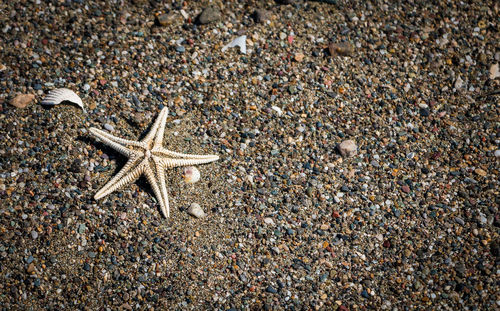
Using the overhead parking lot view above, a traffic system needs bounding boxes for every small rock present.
[266,285,278,293]
[157,13,177,26]
[361,290,370,298]
[489,63,499,80]
[27,263,35,274]
[31,231,38,239]
[328,42,354,57]
[495,150,500,158]
[455,217,465,226]
[175,45,185,53]
[337,140,357,157]
[104,123,114,132]
[187,203,205,218]
[474,168,487,177]
[401,185,410,193]
[9,94,35,109]
[294,52,305,62]
[263,217,275,225]
[277,0,295,4]
[454,76,464,90]
[197,7,221,25]
[83,262,91,271]
[252,9,271,23]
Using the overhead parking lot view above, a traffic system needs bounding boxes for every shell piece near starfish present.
[41,88,86,112]
[89,107,219,218]
[183,166,200,183]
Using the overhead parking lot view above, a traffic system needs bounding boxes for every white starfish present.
[89,107,219,218]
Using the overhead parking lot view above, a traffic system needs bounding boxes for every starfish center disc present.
[145,150,152,158]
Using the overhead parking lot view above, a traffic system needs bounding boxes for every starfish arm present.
[90,127,146,149]
[153,107,170,149]
[153,147,220,160]
[157,156,219,168]
[141,107,169,144]
[94,159,145,200]
[144,162,170,218]
[90,128,139,157]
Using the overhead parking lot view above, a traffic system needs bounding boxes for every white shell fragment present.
[183,166,200,184]
[221,35,247,54]
[187,203,205,218]
[41,88,86,112]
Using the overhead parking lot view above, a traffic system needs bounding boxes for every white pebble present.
[104,123,114,132]
[495,149,500,158]
[187,203,205,218]
[338,140,358,157]
[263,217,275,225]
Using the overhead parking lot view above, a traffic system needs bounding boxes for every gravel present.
[0,0,499,310]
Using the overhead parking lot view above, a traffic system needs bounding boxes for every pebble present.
[454,76,464,90]
[252,9,271,23]
[104,123,114,132]
[157,13,177,26]
[489,63,499,79]
[187,203,205,218]
[176,46,185,53]
[328,42,354,56]
[9,94,35,109]
[197,7,221,24]
[337,140,357,157]
[474,168,487,177]
[31,231,38,239]
[294,52,305,62]
[266,286,278,294]
[1,1,498,310]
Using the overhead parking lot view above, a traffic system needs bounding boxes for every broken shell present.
[187,203,205,218]
[221,35,247,54]
[41,88,85,112]
[183,166,200,184]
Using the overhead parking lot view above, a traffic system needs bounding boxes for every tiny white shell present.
[221,35,247,54]
[187,203,205,218]
[183,166,200,184]
[41,88,86,112]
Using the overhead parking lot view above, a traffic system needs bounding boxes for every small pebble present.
[197,7,221,24]
[328,42,354,56]
[157,13,177,26]
[9,94,35,109]
[187,203,205,218]
[252,9,271,23]
[337,140,357,157]
[104,123,114,132]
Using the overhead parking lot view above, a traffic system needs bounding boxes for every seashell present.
[187,203,205,218]
[41,88,85,112]
[183,166,200,184]
[221,35,247,54]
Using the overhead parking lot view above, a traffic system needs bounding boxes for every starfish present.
[89,107,219,218]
